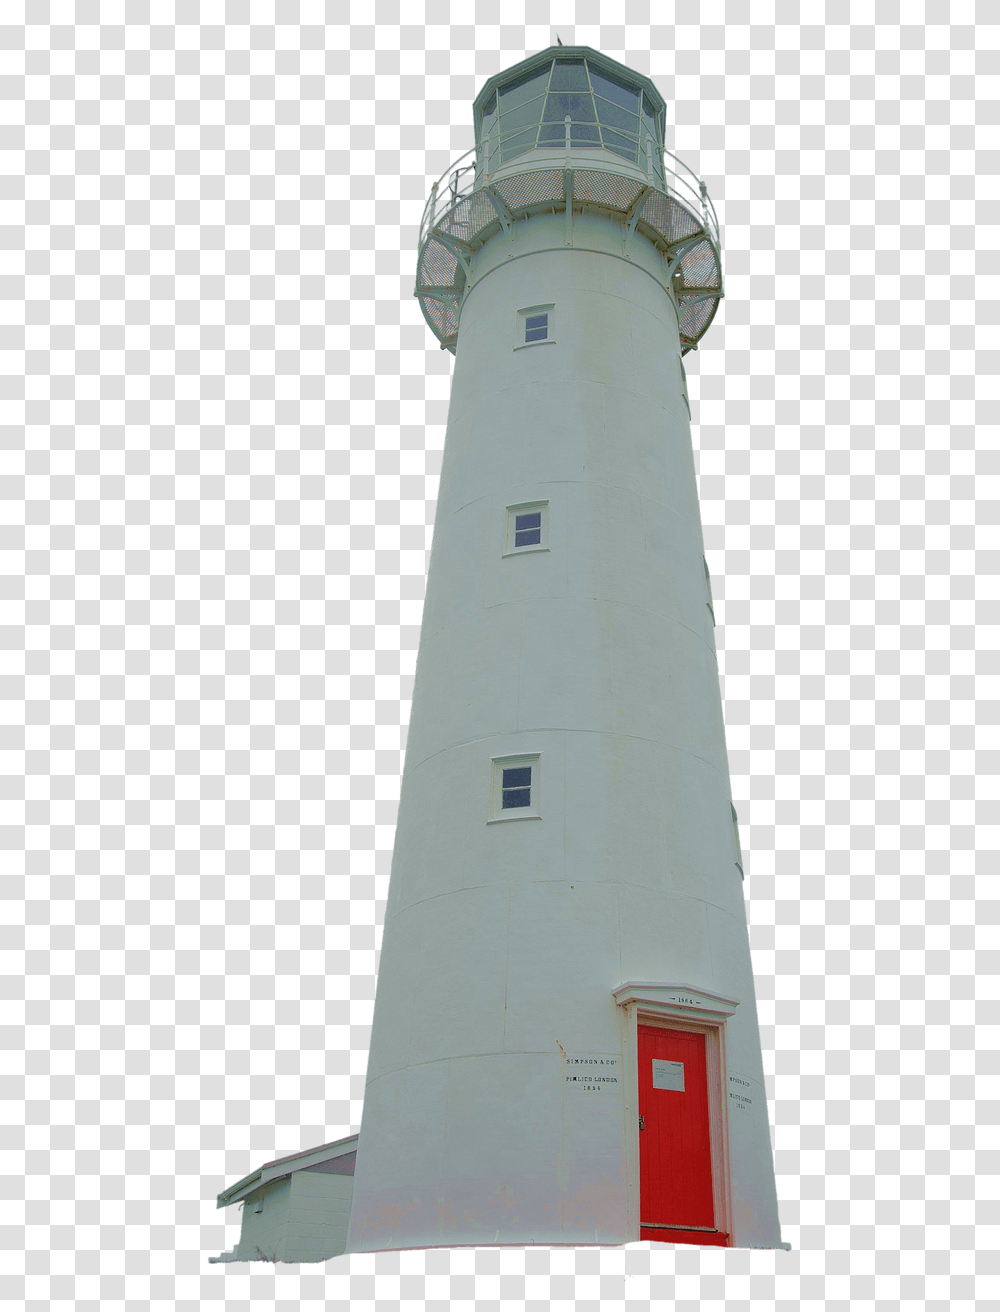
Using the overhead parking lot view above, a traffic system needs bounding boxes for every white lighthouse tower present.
[345,47,786,1252]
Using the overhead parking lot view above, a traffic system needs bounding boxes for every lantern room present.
[473,48,667,186]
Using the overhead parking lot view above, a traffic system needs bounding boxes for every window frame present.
[503,500,550,558]
[514,303,556,350]
[488,753,541,823]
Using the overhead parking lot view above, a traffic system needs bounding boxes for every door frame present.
[613,982,738,1245]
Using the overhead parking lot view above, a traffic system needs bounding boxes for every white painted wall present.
[346,188,784,1251]
[232,1171,354,1263]
[236,1177,292,1262]
[284,1170,354,1262]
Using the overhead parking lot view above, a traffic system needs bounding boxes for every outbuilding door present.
[637,1024,728,1245]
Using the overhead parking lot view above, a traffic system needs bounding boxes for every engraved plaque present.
[563,1054,620,1093]
[651,1058,685,1091]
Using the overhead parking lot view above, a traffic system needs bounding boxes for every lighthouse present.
[344,46,786,1252]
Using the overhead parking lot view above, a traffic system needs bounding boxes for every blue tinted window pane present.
[500,96,545,136]
[549,60,589,91]
[524,316,547,332]
[643,95,661,139]
[524,326,548,342]
[537,122,565,146]
[601,129,638,162]
[503,767,532,788]
[502,787,532,809]
[501,128,539,162]
[515,528,542,547]
[499,69,549,111]
[571,123,602,147]
[594,97,639,135]
[515,512,542,530]
[543,92,596,123]
[590,69,639,112]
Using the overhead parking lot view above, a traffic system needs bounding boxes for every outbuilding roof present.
[215,1133,359,1209]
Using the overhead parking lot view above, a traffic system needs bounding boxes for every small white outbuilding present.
[211,1135,357,1265]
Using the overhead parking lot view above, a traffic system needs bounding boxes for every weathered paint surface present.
[229,1171,354,1263]
[346,61,784,1254]
[236,1177,292,1262]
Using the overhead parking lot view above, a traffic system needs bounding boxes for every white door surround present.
[614,982,738,1244]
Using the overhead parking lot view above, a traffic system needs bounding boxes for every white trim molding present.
[514,302,555,350]
[488,752,541,822]
[614,982,738,1245]
[612,981,739,1024]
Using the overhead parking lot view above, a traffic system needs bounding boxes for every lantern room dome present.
[473,47,667,185]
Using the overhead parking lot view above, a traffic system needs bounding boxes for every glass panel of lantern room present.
[501,127,539,162]
[498,67,548,160]
[589,68,640,113]
[642,94,665,183]
[542,89,600,148]
[602,128,638,162]
[548,59,589,91]
[499,67,550,112]
[594,96,639,136]
[479,92,498,175]
[480,92,496,139]
[501,96,546,137]
[593,92,639,162]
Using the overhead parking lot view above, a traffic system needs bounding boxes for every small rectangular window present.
[505,501,549,556]
[515,303,555,350]
[731,804,743,880]
[524,313,548,343]
[489,754,541,822]
[514,511,542,547]
[501,765,532,808]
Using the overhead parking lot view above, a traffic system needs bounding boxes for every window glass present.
[501,128,539,161]
[537,121,565,147]
[642,98,661,146]
[602,129,638,162]
[491,754,541,820]
[514,511,542,547]
[500,96,545,136]
[571,123,601,147]
[549,59,589,91]
[502,765,532,809]
[542,91,597,123]
[590,69,639,112]
[506,500,548,553]
[594,97,639,135]
[524,313,548,343]
[499,68,549,111]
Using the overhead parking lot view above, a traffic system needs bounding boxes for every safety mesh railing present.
[419,143,719,251]
[572,170,647,211]
[420,237,458,287]
[638,189,703,246]
[491,169,566,210]
[677,238,722,292]
[416,144,723,352]
[435,188,500,244]
[678,296,717,343]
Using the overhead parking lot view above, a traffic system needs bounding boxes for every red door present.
[637,1025,728,1246]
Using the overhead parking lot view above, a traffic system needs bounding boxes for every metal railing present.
[418,133,719,252]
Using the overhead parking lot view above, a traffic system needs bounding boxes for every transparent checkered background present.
[0,2,995,1308]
